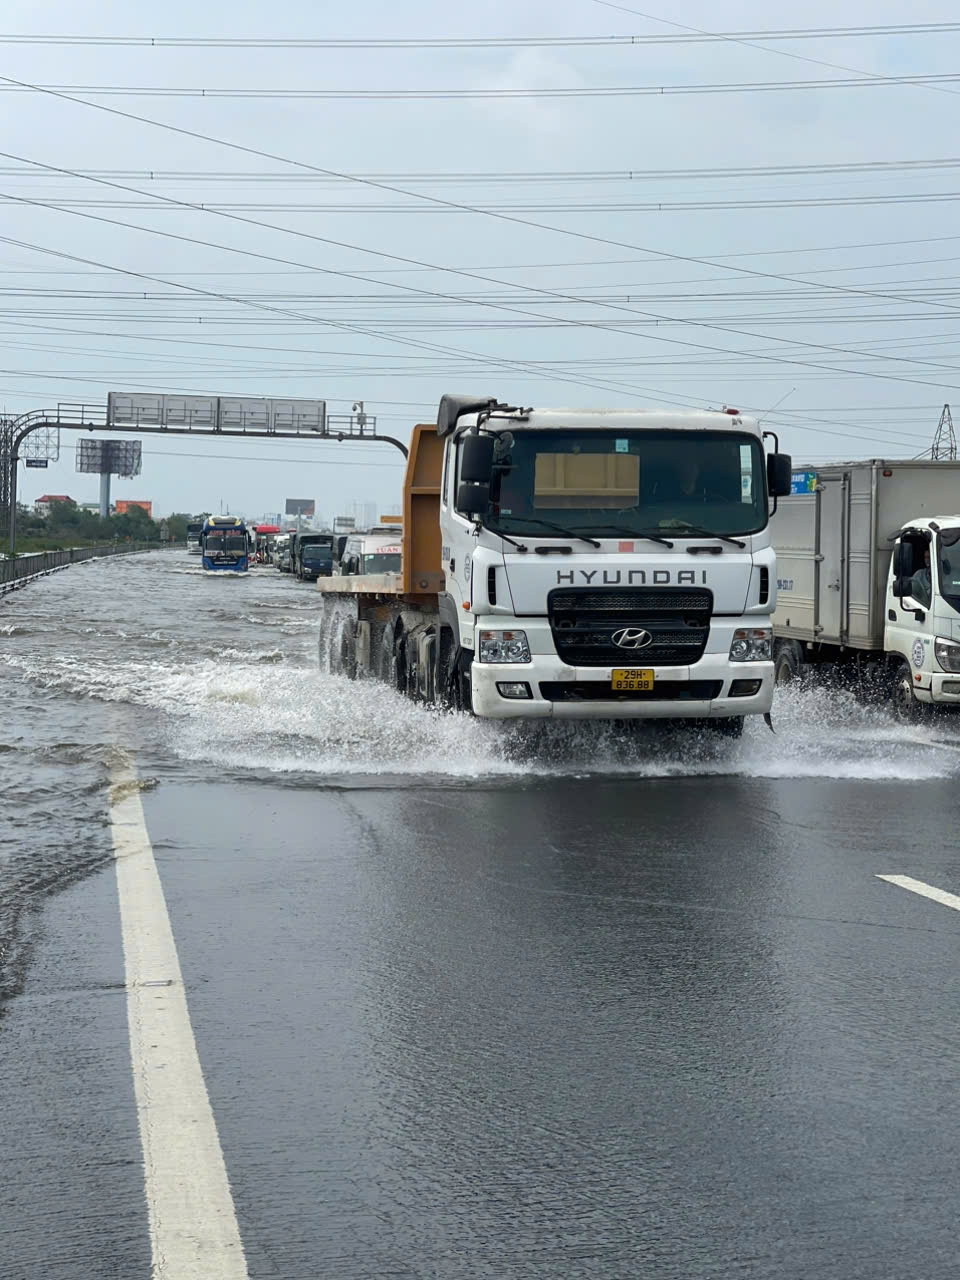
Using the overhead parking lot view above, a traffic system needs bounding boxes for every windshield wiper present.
[491,516,601,548]
[661,522,746,549]
[586,524,674,549]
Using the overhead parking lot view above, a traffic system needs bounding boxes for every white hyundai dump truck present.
[771,459,960,716]
[318,395,793,735]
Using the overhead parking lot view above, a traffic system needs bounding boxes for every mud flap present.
[763,712,775,733]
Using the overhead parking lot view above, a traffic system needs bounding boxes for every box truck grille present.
[548,587,713,667]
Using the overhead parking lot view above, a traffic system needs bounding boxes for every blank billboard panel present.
[77,438,143,477]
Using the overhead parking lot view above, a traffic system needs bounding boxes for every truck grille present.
[548,587,713,668]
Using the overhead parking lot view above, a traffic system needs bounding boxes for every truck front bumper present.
[469,653,774,720]
[915,672,960,705]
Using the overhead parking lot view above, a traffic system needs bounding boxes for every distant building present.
[34,494,73,517]
[114,500,153,517]
[78,502,101,515]
[355,501,378,530]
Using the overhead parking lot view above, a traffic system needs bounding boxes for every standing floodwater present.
[2,549,957,999]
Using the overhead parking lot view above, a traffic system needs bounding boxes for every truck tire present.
[339,627,357,681]
[774,643,801,687]
[399,639,417,699]
[892,660,927,721]
[379,619,404,692]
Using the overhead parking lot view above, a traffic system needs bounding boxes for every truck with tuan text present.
[317,395,792,736]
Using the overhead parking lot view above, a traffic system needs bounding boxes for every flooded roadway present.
[2,551,960,1278]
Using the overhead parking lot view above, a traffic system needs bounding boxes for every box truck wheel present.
[774,642,801,687]
[893,660,927,721]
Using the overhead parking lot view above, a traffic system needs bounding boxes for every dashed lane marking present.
[109,751,248,1279]
[876,874,960,914]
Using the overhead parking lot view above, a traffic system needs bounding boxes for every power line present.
[3,23,959,47]
[593,0,960,102]
[7,154,960,401]
[3,74,960,98]
[10,191,960,213]
[9,74,960,349]
[0,227,713,410]
[6,80,960,439]
[5,233,960,277]
[3,157,960,183]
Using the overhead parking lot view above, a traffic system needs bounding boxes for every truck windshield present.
[482,429,767,538]
[939,529,960,609]
[303,547,332,562]
[363,553,401,573]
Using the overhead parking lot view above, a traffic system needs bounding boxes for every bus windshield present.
[482,429,767,539]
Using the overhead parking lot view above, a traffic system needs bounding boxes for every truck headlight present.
[934,637,960,672]
[729,628,772,662]
[478,629,532,664]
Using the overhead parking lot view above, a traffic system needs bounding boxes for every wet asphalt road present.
[2,552,960,1278]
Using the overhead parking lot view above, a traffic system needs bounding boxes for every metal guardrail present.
[0,543,156,592]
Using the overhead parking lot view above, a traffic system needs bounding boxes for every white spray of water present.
[4,651,958,783]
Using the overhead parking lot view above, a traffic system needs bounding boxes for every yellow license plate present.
[611,668,654,692]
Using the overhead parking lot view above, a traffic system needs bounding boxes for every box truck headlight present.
[729,628,773,662]
[934,637,960,672]
[479,630,532,664]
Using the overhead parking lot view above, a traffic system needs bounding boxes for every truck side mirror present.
[457,482,490,517]
[460,434,495,484]
[893,543,914,578]
[767,453,792,498]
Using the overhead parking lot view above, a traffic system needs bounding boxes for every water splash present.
[4,649,957,783]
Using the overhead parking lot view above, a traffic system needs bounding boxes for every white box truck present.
[317,395,793,736]
[771,459,960,716]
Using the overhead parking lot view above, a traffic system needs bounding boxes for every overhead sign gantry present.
[5,391,406,555]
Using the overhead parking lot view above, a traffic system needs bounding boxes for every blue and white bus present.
[201,516,250,573]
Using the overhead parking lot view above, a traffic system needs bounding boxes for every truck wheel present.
[379,620,403,691]
[395,636,420,699]
[339,628,357,681]
[893,661,926,721]
[774,645,801,687]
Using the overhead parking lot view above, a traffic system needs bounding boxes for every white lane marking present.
[109,752,249,1279]
[876,874,960,913]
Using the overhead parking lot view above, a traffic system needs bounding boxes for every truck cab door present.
[886,533,933,675]
[440,437,473,610]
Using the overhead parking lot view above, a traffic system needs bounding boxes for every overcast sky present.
[4,0,960,518]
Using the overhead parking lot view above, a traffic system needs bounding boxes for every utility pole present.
[932,404,957,461]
